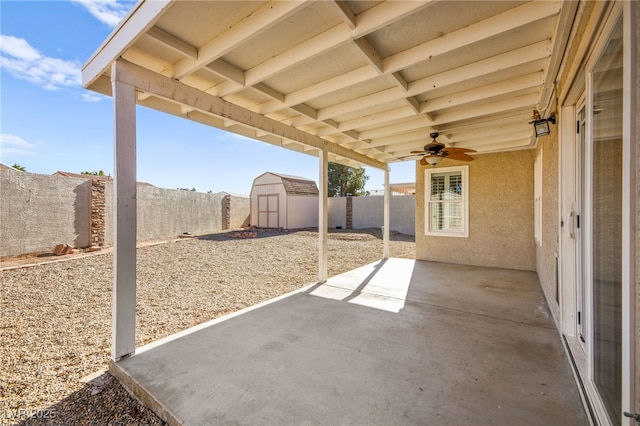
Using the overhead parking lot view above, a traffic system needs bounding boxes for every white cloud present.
[71,0,135,27]
[0,134,40,157]
[81,91,105,102]
[0,35,82,91]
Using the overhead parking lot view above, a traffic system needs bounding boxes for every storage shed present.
[250,172,319,229]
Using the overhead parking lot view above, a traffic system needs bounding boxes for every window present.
[425,165,468,237]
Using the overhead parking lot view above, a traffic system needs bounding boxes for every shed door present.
[258,194,279,228]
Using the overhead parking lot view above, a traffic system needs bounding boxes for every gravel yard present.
[1,229,414,425]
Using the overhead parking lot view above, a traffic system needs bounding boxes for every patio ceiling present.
[83,0,576,170]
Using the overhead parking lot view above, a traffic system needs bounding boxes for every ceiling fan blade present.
[444,147,476,154]
[419,157,428,166]
[410,150,426,154]
[445,152,475,161]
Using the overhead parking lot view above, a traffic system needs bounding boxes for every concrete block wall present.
[222,193,250,229]
[1,172,250,257]
[327,195,415,235]
[135,185,224,242]
[0,171,91,256]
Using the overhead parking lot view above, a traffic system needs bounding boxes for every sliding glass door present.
[590,16,623,425]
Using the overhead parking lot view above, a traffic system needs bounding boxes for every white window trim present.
[424,165,469,238]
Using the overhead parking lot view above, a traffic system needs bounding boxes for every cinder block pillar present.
[90,179,106,247]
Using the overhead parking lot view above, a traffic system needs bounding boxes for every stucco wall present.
[0,171,91,256]
[536,133,560,327]
[136,185,224,241]
[416,151,536,270]
[326,196,415,235]
[328,197,346,229]
[1,173,249,257]
[226,194,250,229]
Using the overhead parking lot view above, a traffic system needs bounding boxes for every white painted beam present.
[171,1,306,80]
[111,62,137,361]
[205,60,245,85]
[286,42,550,126]
[254,83,284,102]
[386,1,559,73]
[216,1,435,98]
[421,73,544,114]
[256,4,554,117]
[316,106,415,137]
[318,148,328,283]
[391,72,408,91]
[404,97,421,114]
[432,93,539,125]
[330,0,356,29]
[111,59,386,169]
[83,0,172,87]
[146,26,197,59]
[352,38,384,74]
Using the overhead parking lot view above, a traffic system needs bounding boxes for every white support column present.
[111,61,137,361]
[383,168,390,259]
[318,147,328,282]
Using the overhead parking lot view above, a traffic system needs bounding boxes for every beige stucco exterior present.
[535,131,560,327]
[415,150,536,271]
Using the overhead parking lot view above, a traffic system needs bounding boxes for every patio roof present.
[82,0,576,170]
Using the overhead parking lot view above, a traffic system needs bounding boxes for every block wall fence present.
[0,171,250,258]
[1,171,414,258]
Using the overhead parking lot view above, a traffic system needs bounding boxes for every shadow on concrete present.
[110,259,588,426]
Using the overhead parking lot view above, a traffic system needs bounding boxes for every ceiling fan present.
[410,132,476,166]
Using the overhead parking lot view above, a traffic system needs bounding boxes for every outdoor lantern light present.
[534,119,551,137]
[530,111,556,137]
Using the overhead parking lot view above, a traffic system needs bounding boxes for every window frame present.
[424,165,469,238]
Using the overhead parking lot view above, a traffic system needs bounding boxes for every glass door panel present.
[591,17,623,425]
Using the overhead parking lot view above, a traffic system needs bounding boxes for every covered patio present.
[111,258,588,425]
[81,1,598,424]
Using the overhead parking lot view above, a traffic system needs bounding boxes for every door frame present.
[558,2,635,424]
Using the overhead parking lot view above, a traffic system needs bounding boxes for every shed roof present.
[256,172,319,196]
[82,1,576,170]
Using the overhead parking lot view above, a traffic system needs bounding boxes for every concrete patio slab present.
[111,259,588,425]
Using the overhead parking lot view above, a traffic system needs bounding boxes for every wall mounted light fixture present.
[529,111,556,137]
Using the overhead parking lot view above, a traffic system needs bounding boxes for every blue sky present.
[0,0,414,195]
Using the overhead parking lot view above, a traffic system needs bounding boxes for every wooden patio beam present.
[111,59,386,170]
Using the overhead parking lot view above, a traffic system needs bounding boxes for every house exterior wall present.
[415,151,535,270]
[0,171,91,256]
[536,133,560,327]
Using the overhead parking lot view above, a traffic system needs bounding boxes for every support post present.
[318,148,328,282]
[111,61,137,361]
[383,168,390,259]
